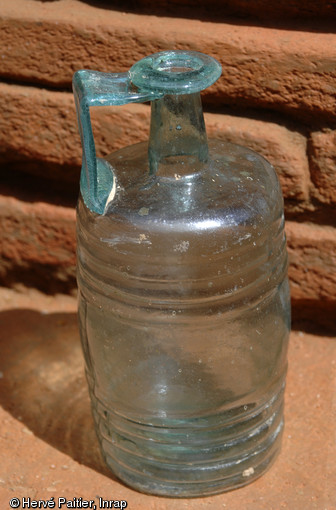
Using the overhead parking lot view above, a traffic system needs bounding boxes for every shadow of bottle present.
[0,308,114,480]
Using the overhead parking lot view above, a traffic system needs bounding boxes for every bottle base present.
[90,382,285,497]
[104,432,282,497]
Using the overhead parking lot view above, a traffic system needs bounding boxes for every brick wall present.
[0,0,335,329]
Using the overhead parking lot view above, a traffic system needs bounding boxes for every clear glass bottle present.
[73,51,290,497]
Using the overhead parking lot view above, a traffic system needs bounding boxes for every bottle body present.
[77,139,290,496]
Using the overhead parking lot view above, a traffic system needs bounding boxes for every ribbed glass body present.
[77,93,290,497]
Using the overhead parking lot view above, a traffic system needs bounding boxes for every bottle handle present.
[73,70,163,214]
[73,52,221,214]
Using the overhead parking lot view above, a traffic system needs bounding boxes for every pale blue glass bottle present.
[73,51,290,497]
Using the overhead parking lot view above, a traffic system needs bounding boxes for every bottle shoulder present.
[81,138,283,236]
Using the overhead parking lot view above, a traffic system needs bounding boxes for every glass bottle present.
[73,50,290,497]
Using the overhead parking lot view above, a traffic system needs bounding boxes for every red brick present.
[1,0,336,120]
[0,83,79,171]
[286,221,336,303]
[0,82,309,204]
[0,195,76,290]
[308,129,336,205]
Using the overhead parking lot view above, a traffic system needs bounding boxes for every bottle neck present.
[148,93,208,178]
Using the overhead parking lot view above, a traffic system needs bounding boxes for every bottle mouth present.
[152,53,203,74]
[129,50,222,95]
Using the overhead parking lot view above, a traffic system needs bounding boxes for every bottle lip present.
[129,50,222,95]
